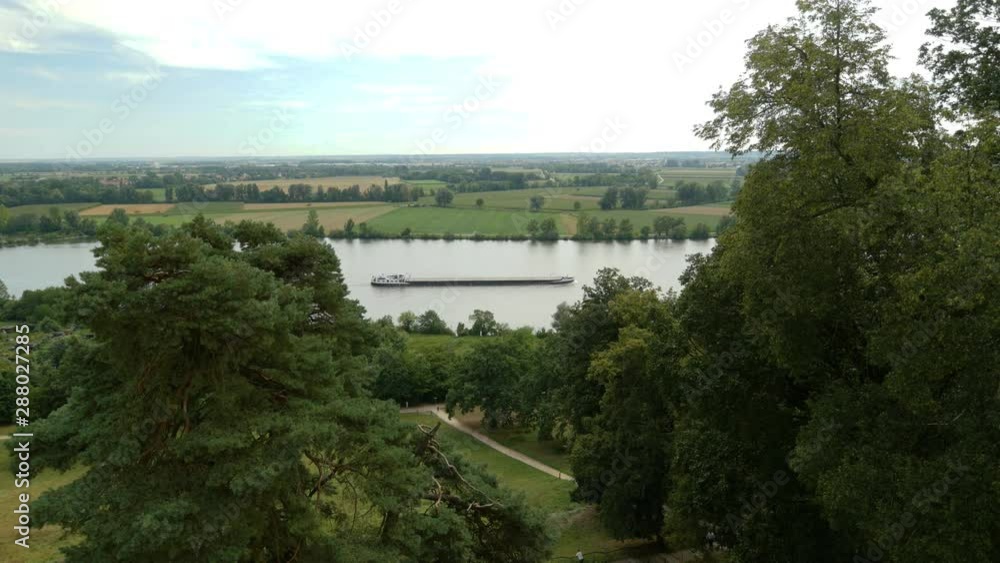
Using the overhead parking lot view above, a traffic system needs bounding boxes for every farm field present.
[4,188,729,239]
[80,203,176,216]
[367,206,567,236]
[417,187,679,212]
[653,204,734,217]
[5,202,99,217]
[201,176,400,191]
[588,209,725,232]
[655,167,738,184]
[398,413,656,561]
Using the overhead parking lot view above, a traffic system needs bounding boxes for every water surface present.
[0,239,715,328]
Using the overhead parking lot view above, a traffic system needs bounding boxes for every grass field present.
[0,447,84,562]
[201,176,400,191]
[367,206,568,236]
[132,203,395,231]
[453,411,574,475]
[655,168,738,186]
[418,187,680,212]
[398,413,655,560]
[5,203,99,217]
[80,203,176,216]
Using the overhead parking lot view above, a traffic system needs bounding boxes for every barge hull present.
[406,277,572,286]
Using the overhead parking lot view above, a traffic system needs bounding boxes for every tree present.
[664,1,995,561]
[920,0,1000,115]
[301,209,325,238]
[573,201,582,211]
[26,220,551,562]
[435,188,455,207]
[398,311,418,332]
[468,309,501,336]
[570,288,682,539]
[476,198,485,209]
[689,222,710,239]
[447,329,538,429]
[576,214,599,239]
[106,208,129,226]
[344,218,356,236]
[525,219,540,237]
[617,219,634,239]
[0,278,9,305]
[717,214,736,235]
[601,218,617,239]
[537,217,559,240]
[529,195,545,212]
[599,188,619,210]
[417,309,453,335]
[0,204,8,231]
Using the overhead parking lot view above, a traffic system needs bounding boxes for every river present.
[0,239,715,328]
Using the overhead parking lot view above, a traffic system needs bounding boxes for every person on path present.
[576,549,584,561]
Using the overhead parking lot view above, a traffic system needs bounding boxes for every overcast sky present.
[1,0,952,159]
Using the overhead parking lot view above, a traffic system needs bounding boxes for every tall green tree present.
[26,219,550,562]
[447,329,539,429]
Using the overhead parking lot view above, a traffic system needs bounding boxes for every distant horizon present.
[0,149,761,165]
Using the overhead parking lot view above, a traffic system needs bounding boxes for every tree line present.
[361,2,1000,561]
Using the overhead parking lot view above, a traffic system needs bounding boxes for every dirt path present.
[400,404,575,481]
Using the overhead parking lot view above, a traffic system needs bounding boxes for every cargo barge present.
[371,274,574,287]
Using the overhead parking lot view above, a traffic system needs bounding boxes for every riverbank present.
[2,198,731,243]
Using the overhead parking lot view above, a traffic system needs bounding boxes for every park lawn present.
[0,447,83,563]
[367,206,567,237]
[397,413,656,561]
[453,411,573,475]
[5,203,100,217]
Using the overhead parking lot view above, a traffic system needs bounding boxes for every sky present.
[1,0,953,159]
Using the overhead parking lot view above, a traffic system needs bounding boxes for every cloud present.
[8,97,93,110]
[20,66,60,80]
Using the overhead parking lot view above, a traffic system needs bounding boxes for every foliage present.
[435,187,455,207]
[446,329,539,429]
[19,219,551,562]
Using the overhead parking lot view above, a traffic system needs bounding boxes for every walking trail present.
[400,404,575,481]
